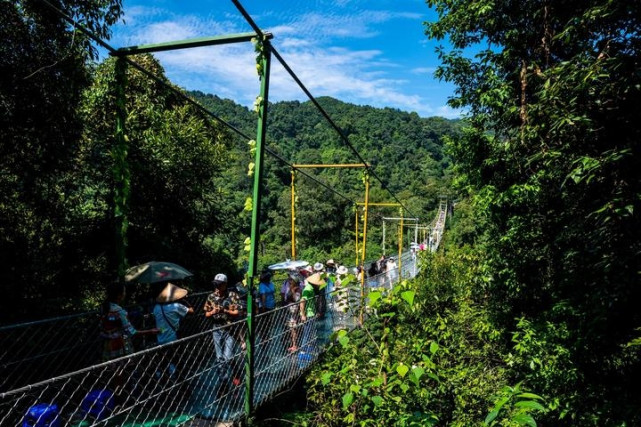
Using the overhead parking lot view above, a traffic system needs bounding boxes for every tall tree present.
[426,0,640,423]
[0,0,123,321]
[79,55,236,290]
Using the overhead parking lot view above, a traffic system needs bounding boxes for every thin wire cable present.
[231,0,419,220]
[270,46,417,218]
[36,0,357,208]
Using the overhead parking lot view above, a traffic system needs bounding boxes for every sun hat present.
[313,262,324,272]
[326,259,335,266]
[336,265,348,275]
[156,283,188,303]
[307,272,326,286]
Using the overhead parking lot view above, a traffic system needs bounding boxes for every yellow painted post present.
[291,169,296,260]
[360,173,370,324]
[355,207,359,267]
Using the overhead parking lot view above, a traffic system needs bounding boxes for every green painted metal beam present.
[245,39,272,418]
[112,32,272,56]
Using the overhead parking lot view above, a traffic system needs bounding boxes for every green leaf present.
[338,335,350,347]
[512,413,537,426]
[369,291,382,305]
[397,364,409,377]
[484,410,499,425]
[342,392,354,409]
[371,396,383,406]
[321,372,332,386]
[401,290,415,305]
[430,341,439,355]
[244,197,253,211]
[427,372,440,382]
[412,366,425,381]
[514,400,545,411]
[517,393,544,401]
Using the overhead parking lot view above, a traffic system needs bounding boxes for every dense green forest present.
[2,0,640,426]
[0,1,457,323]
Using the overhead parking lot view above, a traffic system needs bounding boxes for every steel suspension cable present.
[231,0,419,220]
[37,0,357,208]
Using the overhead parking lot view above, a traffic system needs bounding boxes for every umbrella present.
[267,260,309,271]
[124,261,193,283]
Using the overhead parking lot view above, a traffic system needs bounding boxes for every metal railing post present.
[360,173,370,324]
[245,38,271,418]
[291,168,296,260]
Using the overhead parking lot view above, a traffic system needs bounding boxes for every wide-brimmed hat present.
[336,265,348,275]
[326,259,335,266]
[313,262,324,272]
[156,283,188,303]
[307,272,326,286]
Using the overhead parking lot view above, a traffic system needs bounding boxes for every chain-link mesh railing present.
[428,201,447,252]
[0,255,421,425]
[0,292,211,393]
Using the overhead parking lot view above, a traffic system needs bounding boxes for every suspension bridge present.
[0,211,446,426]
[1,0,452,425]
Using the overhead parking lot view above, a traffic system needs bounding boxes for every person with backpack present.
[153,282,194,345]
[100,282,159,362]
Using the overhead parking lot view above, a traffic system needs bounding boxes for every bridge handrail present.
[0,254,422,425]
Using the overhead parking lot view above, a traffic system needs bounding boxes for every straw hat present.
[326,259,335,266]
[156,283,188,303]
[307,272,326,286]
[336,265,348,275]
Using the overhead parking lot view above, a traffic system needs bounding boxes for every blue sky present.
[106,0,460,118]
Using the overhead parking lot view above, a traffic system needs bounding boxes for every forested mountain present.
[191,91,460,269]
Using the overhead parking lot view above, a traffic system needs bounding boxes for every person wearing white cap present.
[204,273,240,391]
[153,282,194,345]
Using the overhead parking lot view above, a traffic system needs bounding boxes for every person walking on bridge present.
[300,272,325,354]
[204,273,240,395]
[100,282,159,362]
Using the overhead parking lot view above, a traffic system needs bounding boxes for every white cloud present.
[264,10,423,41]
[411,67,437,75]
[435,105,463,119]
[109,3,455,118]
